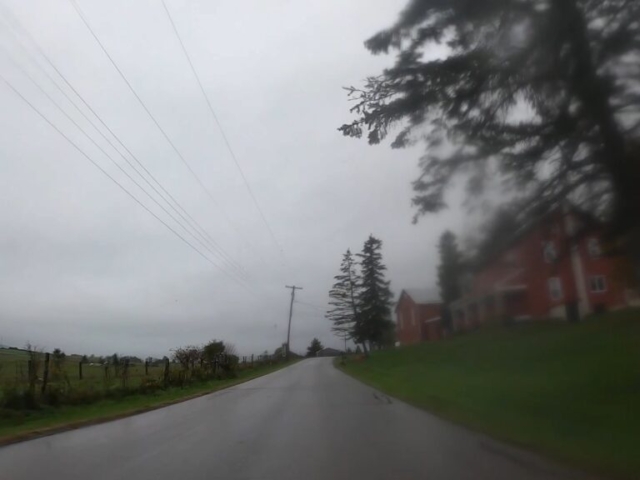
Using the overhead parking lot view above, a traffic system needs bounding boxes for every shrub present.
[166,370,188,388]
[1,385,38,410]
[220,356,239,378]
[43,384,66,407]
[104,386,130,400]
[138,377,162,395]
[64,387,104,406]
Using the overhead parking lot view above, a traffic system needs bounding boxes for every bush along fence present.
[0,342,288,411]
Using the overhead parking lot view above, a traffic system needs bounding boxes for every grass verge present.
[0,360,297,446]
[339,310,640,479]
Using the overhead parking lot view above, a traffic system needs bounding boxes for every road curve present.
[0,358,594,480]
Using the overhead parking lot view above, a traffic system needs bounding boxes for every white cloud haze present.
[0,0,466,357]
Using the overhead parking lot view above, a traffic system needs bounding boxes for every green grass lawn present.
[340,310,640,479]
[0,360,296,444]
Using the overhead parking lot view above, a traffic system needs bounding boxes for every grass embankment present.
[340,310,640,479]
[0,360,296,445]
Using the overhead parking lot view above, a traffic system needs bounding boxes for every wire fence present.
[0,349,287,410]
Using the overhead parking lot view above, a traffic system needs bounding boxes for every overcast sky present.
[0,0,468,357]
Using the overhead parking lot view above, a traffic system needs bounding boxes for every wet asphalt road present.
[0,358,594,480]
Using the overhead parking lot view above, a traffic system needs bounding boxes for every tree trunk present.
[557,0,640,283]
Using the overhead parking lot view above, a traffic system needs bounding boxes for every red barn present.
[395,289,442,345]
[451,206,639,329]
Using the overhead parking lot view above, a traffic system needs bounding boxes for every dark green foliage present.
[203,340,225,364]
[437,231,462,331]
[340,0,640,234]
[326,249,361,344]
[1,385,37,410]
[355,236,394,349]
[138,377,162,395]
[306,338,324,357]
[469,207,521,266]
[221,355,239,378]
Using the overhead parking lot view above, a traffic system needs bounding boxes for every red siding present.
[396,293,441,345]
[421,322,442,341]
[454,208,635,325]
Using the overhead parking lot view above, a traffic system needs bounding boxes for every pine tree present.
[306,338,324,357]
[356,235,394,350]
[326,249,361,349]
[339,0,640,243]
[437,231,462,332]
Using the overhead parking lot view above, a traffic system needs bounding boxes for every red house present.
[451,206,639,329]
[395,289,442,345]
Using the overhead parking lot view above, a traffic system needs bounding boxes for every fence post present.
[78,361,83,380]
[251,354,254,367]
[163,357,170,388]
[41,353,50,395]
[27,359,36,397]
[122,359,129,388]
[144,360,149,376]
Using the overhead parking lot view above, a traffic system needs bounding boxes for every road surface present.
[0,358,594,480]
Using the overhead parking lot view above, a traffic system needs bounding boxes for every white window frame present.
[543,241,557,263]
[411,308,416,326]
[587,238,601,258]
[548,277,563,300]
[589,275,606,293]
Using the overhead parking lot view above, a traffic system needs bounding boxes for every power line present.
[0,20,246,277]
[0,74,252,290]
[0,3,251,279]
[161,0,283,255]
[2,47,251,285]
[67,0,258,258]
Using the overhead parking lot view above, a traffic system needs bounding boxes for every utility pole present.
[285,285,303,359]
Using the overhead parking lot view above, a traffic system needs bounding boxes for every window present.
[587,238,601,258]
[548,277,563,300]
[411,308,416,326]
[543,241,557,263]
[589,275,606,293]
[398,312,403,329]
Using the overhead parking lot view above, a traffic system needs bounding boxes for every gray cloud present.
[0,0,465,357]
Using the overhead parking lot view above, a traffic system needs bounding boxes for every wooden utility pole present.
[285,285,303,359]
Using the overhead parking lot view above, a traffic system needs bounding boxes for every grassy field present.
[0,348,164,388]
[0,360,296,444]
[340,310,640,479]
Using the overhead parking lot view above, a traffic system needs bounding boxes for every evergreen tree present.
[356,235,394,350]
[339,0,640,247]
[306,338,324,357]
[437,231,462,332]
[326,249,361,350]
